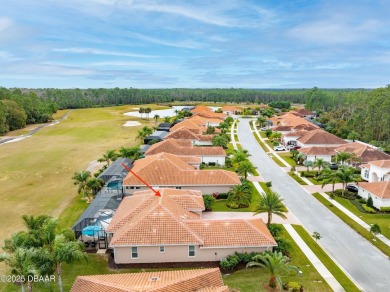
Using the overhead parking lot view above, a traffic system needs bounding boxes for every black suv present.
[346,184,359,193]
[329,162,338,170]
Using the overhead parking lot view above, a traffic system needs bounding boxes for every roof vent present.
[150,276,159,282]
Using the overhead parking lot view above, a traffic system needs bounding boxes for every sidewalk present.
[284,224,345,292]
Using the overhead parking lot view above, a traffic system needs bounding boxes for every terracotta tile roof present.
[185,219,276,248]
[220,106,241,112]
[273,125,293,131]
[359,181,390,199]
[194,112,227,120]
[369,160,390,168]
[270,113,315,128]
[177,155,201,164]
[145,139,226,157]
[293,124,319,131]
[170,120,204,134]
[123,153,240,187]
[298,146,336,156]
[191,106,213,113]
[189,115,224,125]
[165,127,213,141]
[359,163,370,169]
[295,108,314,116]
[289,111,304,117]
[298,129,347,145]
[335,142,390,163]
[284,130,310,137]
[71,268,228,292]
[109,189,275,249]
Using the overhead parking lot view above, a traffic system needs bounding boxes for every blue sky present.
[1,0,390,88]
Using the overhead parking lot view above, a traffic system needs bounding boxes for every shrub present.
[266,181,272,187]
[220,252,261,270]
[367,196,374,208]
[362,204,376,213]
[216,193,229,199]
[300,170,317,178]
[380,206,390,212]
[274,237,292,256]
[358,198,367,204]
[370,223,382,235]
[203,195,216,211]
[226,202,240,209]
[208,162,216,166]
[288,282,301,292]
[268,224,283,237]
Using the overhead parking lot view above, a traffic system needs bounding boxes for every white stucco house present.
[164,127,214,146]
[358,181,390,209]
[297,146,336,163]
[360,160,390,182]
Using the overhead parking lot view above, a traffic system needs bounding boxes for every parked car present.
[287,145,301,150]
[329,162,338,170]
[346,184,359,193]
[274,145,286,151]
[260,127,268,131]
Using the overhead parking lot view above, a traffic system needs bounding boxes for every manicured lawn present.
[252,133,268,152]
[288,172,308,185]
[312,193,390,257]
[333,196,390,240]
[265,139,274,149]
[269,154,286,167]
[224,225,332,291]
[259,131,267,138]
[278,153,296,167]
[259,182,272,194]
[292,225,361,292]
[0,105,167,276]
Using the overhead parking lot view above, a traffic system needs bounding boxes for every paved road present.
[0,110,72,145]
[238,118,390,292]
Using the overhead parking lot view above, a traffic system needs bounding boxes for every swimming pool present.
[106,180,122,190]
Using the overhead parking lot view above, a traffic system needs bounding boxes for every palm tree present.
[98,149,117,166]
[253,192,288,226]
[335,165,360,196]
[138,107,145,119]
[319,167,338,193]
[257,116,266,127]
[142,126,153,136]
[153,114,160,122]
[163,116,170,123]
[270,131,282,142]
[52,234,87,292]
[205,126,216,134]
[231,149,250,165]
[335,151,352,165]
[212,135,229,149]
[72,170,91,199]
[246,251,299,289]
[303,160,313,171]
[237,160,256,179]
[118,146,141,160]
[295,152,306,165]
[86,178,104,201]
[218,122,229,133]
[145,107,152,120]
[227,184,251,208]
[313,158,327,172]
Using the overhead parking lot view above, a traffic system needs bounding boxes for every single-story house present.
[272,125,293,135]
[358,181,390,209]
[335,142,390,164]
[122,153,240,195]
[191,105,214,114]
[188,115,223,127]
[282,130,311,146]
[294,129,347,148]
[107,188,276,265]
[297,146,336,163]
[360,160,390,182]
[145,139,226,165]
[164,126,214,146]
[144,131,168,144]
[294,108,315,118]
[97,158,133,183]
[71,268,228,292]
[220,106,241,115]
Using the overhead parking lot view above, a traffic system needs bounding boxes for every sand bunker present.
[123,121,142,127]
[87,160,105,174]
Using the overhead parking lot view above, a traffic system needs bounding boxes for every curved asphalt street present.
[237,118,390,292]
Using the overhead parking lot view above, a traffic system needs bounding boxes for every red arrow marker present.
[122,163,161,196]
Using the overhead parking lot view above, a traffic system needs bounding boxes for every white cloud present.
[127,32,203,49]
[52,47,157,58]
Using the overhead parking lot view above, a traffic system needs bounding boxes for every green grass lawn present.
[265,139,274,149]
[259,132,267,138]
[259,182,272,194]
[333,196,390,240]
[312,193,390,257]
[292,225,360,292]
[269,154,286,167]
[253,133,269,152]
[288,172,308,185]
[278,153,296,167]
[224,225,332,292]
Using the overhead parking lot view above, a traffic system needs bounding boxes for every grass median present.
[312,193,390,257]
[288,172,308,185]
[292,225,361,292]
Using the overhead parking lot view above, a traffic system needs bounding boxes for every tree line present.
[305,86,390,151]
[0,88,57,135]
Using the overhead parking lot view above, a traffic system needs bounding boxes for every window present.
[159,246,165,253]
[364,170,369,178]
[131,247,138,259]
[135,186,141,189]
[188,245,195,257]
[175,186,182,189]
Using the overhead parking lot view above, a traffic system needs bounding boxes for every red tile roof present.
[220,106,241,112]
[369,160,390,168]
[298,146,336,156]
[335,142,390,163]
[165,127,213,141]
[295,108,314,116]
[145,139,226,157]
[108,189,276,249]
[359,181,390,199]
[123,153,240,187]
[298,129,347,145]
[191,106,214,113]
[71,268,228,292]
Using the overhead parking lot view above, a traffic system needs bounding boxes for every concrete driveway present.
[237,118,390,291]
[202,211,301,224]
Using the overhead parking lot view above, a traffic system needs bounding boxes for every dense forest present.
[305,86,390,151]
[0,88,57,134]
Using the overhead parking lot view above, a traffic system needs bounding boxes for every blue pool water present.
[106,180,122,189]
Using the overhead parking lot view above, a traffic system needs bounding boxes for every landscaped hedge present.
[300,170,318,178]
[362,204,376,213]
[380,207,390,212]
[220,252,262,270]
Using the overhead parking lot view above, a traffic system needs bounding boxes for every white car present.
[260,127,268,131]
[286,145,297,150]
[274,145,286,151]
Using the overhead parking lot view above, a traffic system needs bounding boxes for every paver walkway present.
[284,225,345,292]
